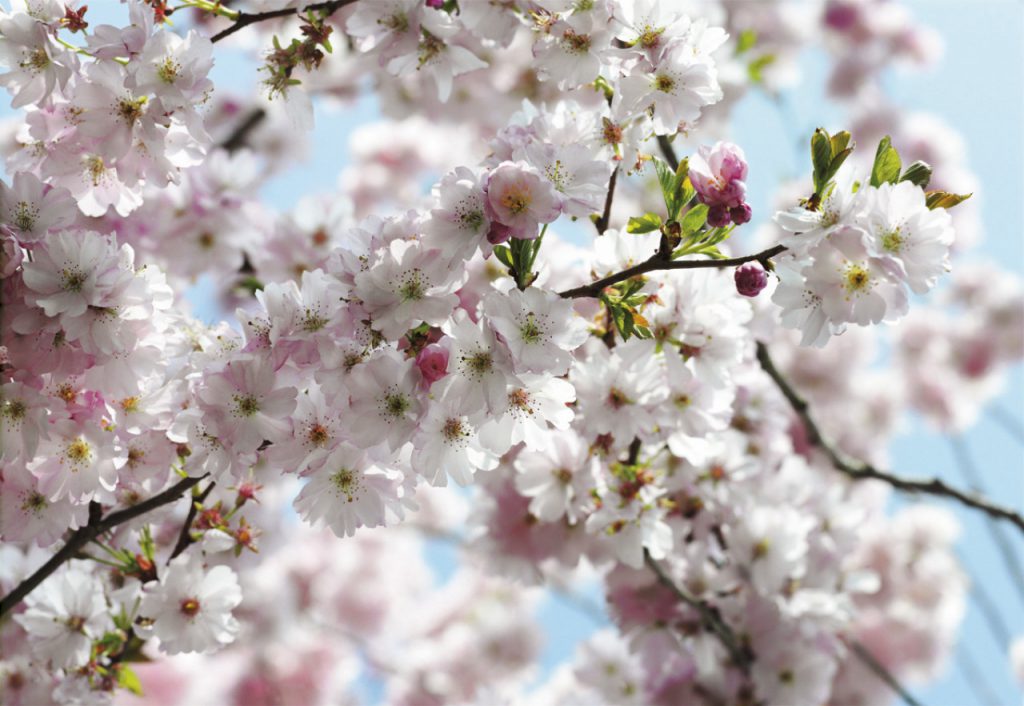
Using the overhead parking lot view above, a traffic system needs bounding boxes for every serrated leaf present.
[681,204,709,237]
[925,191,972,210]
[654,159,687,219]
[118,665,144,696]
[626,212,663,234]
[899,160,933,188]
[870,136,901,187]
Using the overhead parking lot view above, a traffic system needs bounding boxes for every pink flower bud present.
[689,142,749,210]
[486,222,513,245]
[415,343,449,388]
[425,0,445,7]
[707,205,731,228]
[730,204,752,225]
[734,263,768,298]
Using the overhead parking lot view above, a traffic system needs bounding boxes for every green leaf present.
[829,131,852,156]
[925,191,972,210]
[626,212,663,234]
[747,54,775,84]
[899,160,933,188]
[118,665,144,697]
[653,158,688,219]
[810,128,833,193]
[870,136,901,187]
[735,29,757,55]
[681,204,709,237]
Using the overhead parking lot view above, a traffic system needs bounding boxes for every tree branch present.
[168,481,217,563]
[949,437,1024,607]
[210,0,359,44]
[755,342,1024,535]
[657,134,679,171]
[849,640,925,706]
[558,245,787,299]
[220,108,267,152]
[0,474,208,618]
[643,550,754,674]
[594,167,618,235]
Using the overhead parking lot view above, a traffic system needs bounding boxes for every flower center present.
[20,490,48,515]
[399,270,426,301]
[561,29,592,54]
[180,598,201,617]
[383,392,410,418]
[881,228,904,252]
[11,201,38,232]
[20,47,50,72]
[638,26,665,49]
[60,268,87,293]
[519,314,544,344]
[233,394,261,417]
[654,74,676,93]
[157,57,181,84]
[442,417,466,442]
[116,96,147,125]
[2,398,27,421]
[331,467,358,501]
[307,423,330,446]
[500,189,530,216]
[842,263,871,294]
[65,437,93,468]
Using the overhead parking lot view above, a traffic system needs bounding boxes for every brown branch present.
[220,108,266,152]
[755,342,1024,535]
[594,167,618,235]
[210,0,359,43]
[558,245,786,299]
[0,474,208,618]
[644,550,754,674]
[848,640,925,706]
[168,481,217,563]
[657,134,679,171]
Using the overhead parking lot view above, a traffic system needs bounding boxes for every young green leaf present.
[626,212,663,234]
[681,203,709,237]
[118,665,144,696]
[925,191,972,210]
[493,244,513,269]
[899,160,933,188]
[870,136,901,187]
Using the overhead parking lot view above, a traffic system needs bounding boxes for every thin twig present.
[657,134,679,171]
[168,481,217,563]
[956,642,1003,706]
[849,640,925,706]
[967,567,1013,649]
[559,245,786,299]
[594,167,618,235]
[220,108,267,152]
[755,343,1024,535]
[950,437,1024,608]
[210,0,359,43]
[988,403,1024,445]
[643,550,754,674]
[0,475,208,618]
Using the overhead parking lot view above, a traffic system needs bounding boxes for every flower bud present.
[730,203,752,225]
[415,343,449,388]
[707,205,731,228]
[734,263,768,297]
